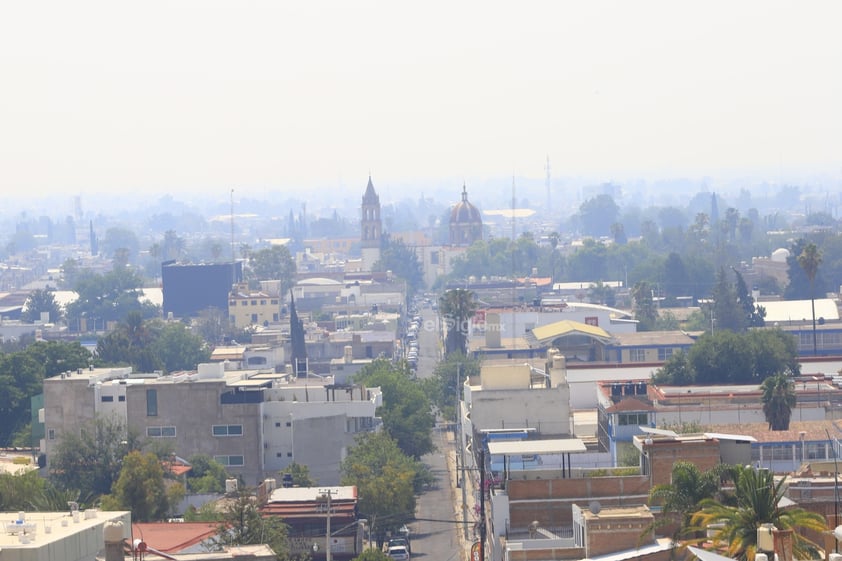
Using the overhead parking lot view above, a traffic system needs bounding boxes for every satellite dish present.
[589,501,601,515]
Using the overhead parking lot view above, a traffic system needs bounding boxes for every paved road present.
[410,306,465,561]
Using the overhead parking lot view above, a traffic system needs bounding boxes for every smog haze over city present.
[1,0,841,219]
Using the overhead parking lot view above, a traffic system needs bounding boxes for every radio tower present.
[545,155,551,213]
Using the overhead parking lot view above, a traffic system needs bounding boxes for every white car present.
[388,545,410,560]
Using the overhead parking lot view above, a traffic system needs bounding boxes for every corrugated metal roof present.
[529,319,612,344]
[762,298,839,322]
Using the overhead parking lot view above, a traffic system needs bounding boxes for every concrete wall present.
[470,388,571,436]
[43,377,97,466]
[505,476,650,528]
[125,381,263,484]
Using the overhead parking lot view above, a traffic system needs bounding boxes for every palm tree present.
[761,373,796,431]
[438,288,477,356]
[798,243,822,355]
[646,461,734,546]
[690,465,826,561]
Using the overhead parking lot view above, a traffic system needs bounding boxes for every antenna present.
[511,175,517,340]
[545,155,551,212]
[230,189,235,263]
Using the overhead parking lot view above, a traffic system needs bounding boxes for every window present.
[629,348,646,362]
[273,313,279,322]
[48,429,55,440]
[275,422,281,427]
[276,452,283,457]
[146,389,158,416]
[147,426,176,438]
[251,300,257,306]
[271,299,278,305]
[287,452,292,457]
[101,395,114,402]
[618,412,648,426]
[657,348,674,361]
[118,395,126,402]
[229,300,236,306]
[215,455,245,467]
[251,314,258,323]
[260,300,267,305]
[213,424,243,437]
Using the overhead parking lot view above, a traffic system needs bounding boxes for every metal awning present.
[487,438,586,456]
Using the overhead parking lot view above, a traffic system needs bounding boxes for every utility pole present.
[479,448,486,561]
[457,362,468,540]
[319,489,336,561]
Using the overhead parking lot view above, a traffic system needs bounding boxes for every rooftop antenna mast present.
[511,175,517,341]
[545,155,551,213]
[230,189,235,262]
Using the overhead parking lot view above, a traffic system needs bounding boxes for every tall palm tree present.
[797,243,822,355]
[646,461,734,546]
[761,373,796,431]
[439,288,477,356]
[690,465,826,561]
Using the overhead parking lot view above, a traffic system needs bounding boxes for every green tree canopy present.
[104,450,168,522]
[354,359,434,459]
[50,415,139,499]
[248,245,297,295]
[373,235,424,298]
[22,289,62,323]
[341,432,419,542]
[422,353,480,423]
[185,455,230,494]
[212,490,290,558]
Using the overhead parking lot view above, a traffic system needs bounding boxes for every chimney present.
[104,520,125,561]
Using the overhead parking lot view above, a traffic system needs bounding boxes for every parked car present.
[388,537,411,554]
[387,545,410,560]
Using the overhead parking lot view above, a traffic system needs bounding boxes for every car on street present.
[387,545,410,560]
[388,537,411,554]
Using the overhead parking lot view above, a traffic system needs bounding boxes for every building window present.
[275,422,281,427]
[629,348,646,362]
[287,452,293,457]
[213,424,243,437]
[286,421,292,427]
[215,455,245,467]
[273,313,279,322]
[271,299,278,305]
[251,314,258,323]
[229,300,236,306]
[260,300,267,305]
[618,412,648,426]
[118,395,126,402]
[101,395,114,402]
[276,452,283,458]
[251,300,257,306]
[657,348,674,361]
[147,426,176,438]
[48,429,55,440]
[146,389,158,416]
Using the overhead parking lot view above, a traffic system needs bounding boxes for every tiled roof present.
[132,523,218,553]
[605,397,656,413]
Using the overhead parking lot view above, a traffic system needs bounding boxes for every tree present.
[646,461,733,544]
[734,269,765,328]
[439,289,477,356]
[249,245,297,296]
[341,432,419,543]
[797,243,822,355]
[289,293,307,375]
[186,455,230,494]
[711,267,746,332]
[578,194,619,236]
[632,282,657,331]
[50,415,139,498]
[278,461,316,488]
[761,373,796,431]
[653,350,695,385]
[211,489,290,558]
[65,267,156,330]
[22,288,62,323]
[691,465,826,561]
[784,239,827,300]
[151,322,211,372]
[422,353,480,423]
[352,548,391,561]
[689,331,755,384]
[374,235,424,298]
[355,359,434,459]
[105,450,168,522]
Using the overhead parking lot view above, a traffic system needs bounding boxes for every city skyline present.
[2,1,841,200]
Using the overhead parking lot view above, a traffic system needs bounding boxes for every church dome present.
[449,184,483,246]
[450,184,482,225]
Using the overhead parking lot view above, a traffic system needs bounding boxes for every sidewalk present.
[444,426,478,561]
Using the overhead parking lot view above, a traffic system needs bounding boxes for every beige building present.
[228,283,281,328]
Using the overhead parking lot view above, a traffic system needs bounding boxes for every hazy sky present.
[2,1,841,199]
